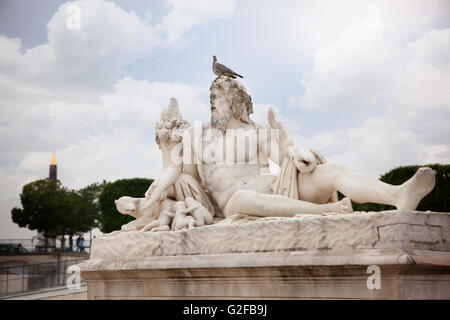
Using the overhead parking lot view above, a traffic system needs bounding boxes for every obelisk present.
[49,152,57,181]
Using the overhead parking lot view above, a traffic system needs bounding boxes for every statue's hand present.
[293,147,318,173]
[287,145,296,159]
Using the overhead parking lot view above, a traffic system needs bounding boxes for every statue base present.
[79,210,450,299]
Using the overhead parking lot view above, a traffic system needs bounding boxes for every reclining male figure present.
[181,77,436,218]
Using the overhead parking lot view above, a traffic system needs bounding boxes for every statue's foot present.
[337,197,353,213]
[140,226,152,232]
[396,167,436,211]
[320,198,353,216]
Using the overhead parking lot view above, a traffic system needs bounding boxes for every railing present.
[0,258,87,297]
[0,239,92,255]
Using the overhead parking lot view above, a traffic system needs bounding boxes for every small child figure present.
[171,201,196,231]
[184,197,214,227]
[141,199,175,232]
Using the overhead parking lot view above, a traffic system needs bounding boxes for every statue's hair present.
[210,77,254,125]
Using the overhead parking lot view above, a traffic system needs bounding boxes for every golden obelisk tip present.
[50,152,56,165]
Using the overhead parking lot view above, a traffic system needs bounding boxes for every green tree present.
[11,179,106,251]
[11,179,67,249]
[98,178,153,233]
[339,163,449,212]
[65,182,106,250]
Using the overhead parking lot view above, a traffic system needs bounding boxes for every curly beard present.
[210,108,232,133]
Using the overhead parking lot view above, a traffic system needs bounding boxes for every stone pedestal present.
[79,210,450,299]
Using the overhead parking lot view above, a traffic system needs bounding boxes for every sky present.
[0,0,449,238]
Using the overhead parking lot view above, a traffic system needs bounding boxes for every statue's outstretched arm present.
[141,166,181,212]
[267,108,319,173]
[260,107,294,166]
[267,107,293,149]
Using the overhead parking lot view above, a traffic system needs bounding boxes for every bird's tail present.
[236,74,244,78]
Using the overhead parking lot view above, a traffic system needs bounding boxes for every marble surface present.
[79,210,450,299]
[80,210,449,267]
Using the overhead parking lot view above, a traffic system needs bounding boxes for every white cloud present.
[157,0,236,46]
[298,26,450,112]
[282,0,449,60]
[0,77,208,195]
[298,116,450,178]
[0,0,160,101]
[284,3,450,176]
[0,0,237,101]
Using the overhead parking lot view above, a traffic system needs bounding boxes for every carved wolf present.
[114,196,175,231]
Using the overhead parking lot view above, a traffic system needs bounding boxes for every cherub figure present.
[184,197,214,227]
[171,201,196,231]
[141,199,176,232]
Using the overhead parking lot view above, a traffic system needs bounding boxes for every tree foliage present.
[339,163,450,212]
[98,178,153,233]
[65,182,106,236]
[11,179,105,246]
[12,179,65,239]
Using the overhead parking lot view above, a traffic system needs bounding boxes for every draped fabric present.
[272,156,299,200]
[174,173,216,217]
[271,149,338,203]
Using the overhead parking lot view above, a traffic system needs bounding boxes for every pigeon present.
[212,56,243,79]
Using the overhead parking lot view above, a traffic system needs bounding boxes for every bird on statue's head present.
[212,56,243,79]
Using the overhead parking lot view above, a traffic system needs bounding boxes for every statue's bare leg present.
[141,220,160,232]
[223,190,353,218]
[298,164,436,210]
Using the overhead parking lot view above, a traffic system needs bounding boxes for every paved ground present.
[2,284,87,300]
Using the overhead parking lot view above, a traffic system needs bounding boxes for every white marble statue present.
[115,76,436,232]
[182,77,435,218]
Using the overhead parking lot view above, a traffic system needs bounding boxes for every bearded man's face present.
[210,87,232,132]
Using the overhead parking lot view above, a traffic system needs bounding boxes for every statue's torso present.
[192,125,276,210]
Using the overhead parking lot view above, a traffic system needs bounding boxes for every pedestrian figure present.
[76,235,82,253]
[80,236,85,253]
